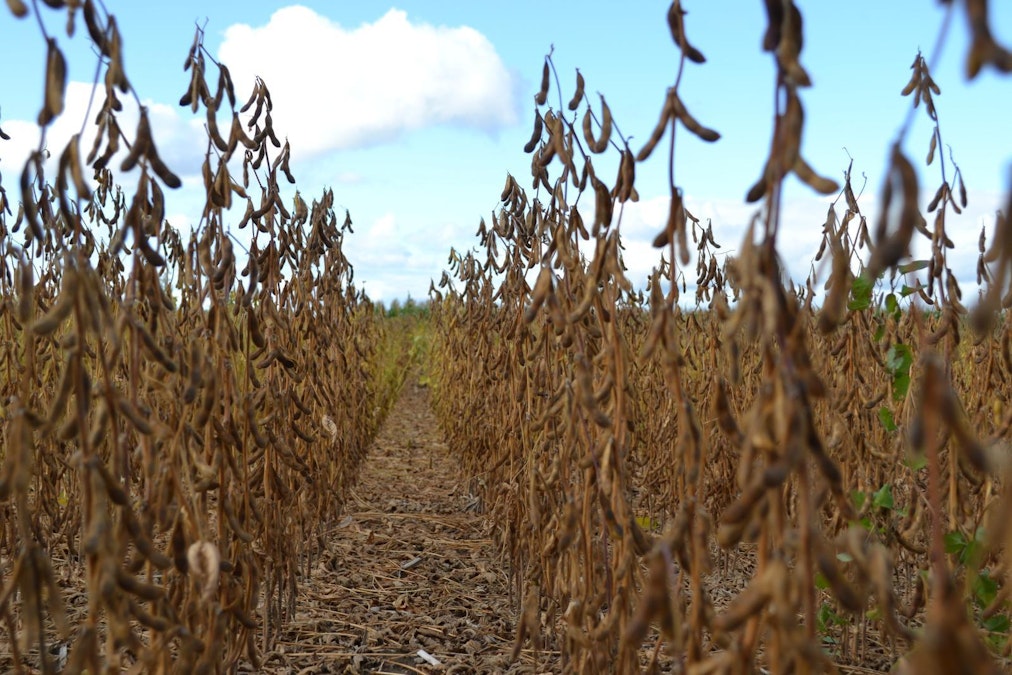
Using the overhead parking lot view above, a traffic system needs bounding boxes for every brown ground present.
[259,380,553,674]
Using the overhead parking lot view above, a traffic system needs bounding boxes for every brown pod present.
[523,110,544,154]
[568,70,585,110]
[535,60,549,105]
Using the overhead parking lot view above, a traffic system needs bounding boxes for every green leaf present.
[964,539,982,566]
[851,490,867,510]
[904,452,927,471]
[886,344,913,375]
[886,344,914,401]
[815,572,830,590]
[893,373,911,401]
[982,614,1010,634]
[944,530,968,555]
[878,406,898,432]
[885,292,900,320]
[848,275,874,311]
[817,603,832,631]
[873,322,886,342]
[873,484,894,510]
[818,602,847,630]
[973,571,998,607]
[900,284,918,298]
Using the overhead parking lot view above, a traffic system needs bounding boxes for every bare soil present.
[259,380,552,674]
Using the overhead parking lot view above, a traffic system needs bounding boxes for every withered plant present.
[430,2,1012,673]
[0,3,396,672]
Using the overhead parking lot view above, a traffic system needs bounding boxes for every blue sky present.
[1,2,1009,302]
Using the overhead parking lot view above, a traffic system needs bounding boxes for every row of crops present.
[429,2,1012,673]
[0,3,408,671]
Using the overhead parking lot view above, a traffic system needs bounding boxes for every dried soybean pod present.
[44,353,76,430]
[87,456,129,506]
[292,421,316,443]
[134,319,177,372]
[82,1,109,54]
[291,391,312,416]
[20,158,44,241]
[120,109,153,172]
[535,60,549,105]
[499,174,515,202]
[927,183,947,212]
[228,603,257,630]
[525,266,552,323]
[38,38,67,126]
[637,93,674,161]
[17,254,33,323]
[900,69,920,97]
[149,149,182,189]
[128,600,170,632]
[206,105,229,152]
[32,290,74,335]
[218,63,237,108]
[673,94,720,142]
[274,349,297,370]
[63,134,91,198]
[793,156,839,195]
[593,96,612,153]
[115,568,164,601]
[195,371,217,428]
[247,310,266,349]
[523,110,544,154]
[582,107,595,149]
[616,149,635,203]
[568,70,585,111]
[816,552,864,612]
[169,517,188,573]
[713,377,743,443]
[135,534,173,570]
[117,398,153,436]
[667,1,705,63]
[712,563,776,632]
[223,500,254,543]
[7,0,28,17]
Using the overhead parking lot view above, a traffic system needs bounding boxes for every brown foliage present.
[0,5,391,672]
[430,2,1012,673]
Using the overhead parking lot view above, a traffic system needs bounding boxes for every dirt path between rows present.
[261,381,550,674]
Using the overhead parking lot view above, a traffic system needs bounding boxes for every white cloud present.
[343,210,466,301]
[0,80,207,187]
[0,81,101,180]
[335,170,364,185]
[217,6,518,159]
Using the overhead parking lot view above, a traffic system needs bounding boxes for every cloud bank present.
[218,6,518,158]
